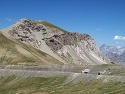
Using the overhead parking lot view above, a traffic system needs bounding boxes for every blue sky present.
[0,0,125,46]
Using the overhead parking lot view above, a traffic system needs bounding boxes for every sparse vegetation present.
[38,21,68,33]
[0,32,62,65]
[0,76,125,94]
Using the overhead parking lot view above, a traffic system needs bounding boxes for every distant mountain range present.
[0,18,109,65]
[99,44,125,65]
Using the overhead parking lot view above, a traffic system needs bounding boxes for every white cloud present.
[96,28,102,31]
[5,18,14,22]
[114,35,125,40]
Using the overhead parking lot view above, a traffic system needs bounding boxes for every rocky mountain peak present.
[100,44,125,55]
[1,18,109,65]
[100,44,125,65]
[45,32,97,52]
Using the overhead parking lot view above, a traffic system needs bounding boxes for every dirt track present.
[0,65,125,84]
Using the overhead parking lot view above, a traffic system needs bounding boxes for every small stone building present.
[81,69,90,74]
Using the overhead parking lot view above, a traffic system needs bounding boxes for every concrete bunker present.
[81,69,90,74]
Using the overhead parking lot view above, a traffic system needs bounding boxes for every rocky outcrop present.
[45,33,96,51]
[2,18,109,65]
[2,18,67,64]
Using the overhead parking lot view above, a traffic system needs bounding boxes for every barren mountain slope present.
[100,44,125,65]
[0,31,63,65]
[2,18,109,65]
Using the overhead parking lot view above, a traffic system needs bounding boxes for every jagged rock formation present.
[45,33,106,65]
[100,44,125,65]
[45,33,96,51]
[2,18,108,65]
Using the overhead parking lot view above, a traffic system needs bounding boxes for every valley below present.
[0,64,125,94]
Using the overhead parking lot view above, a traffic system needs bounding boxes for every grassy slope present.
[38,21,68,33]
[0,76,125,94]
[0,32,63,65]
